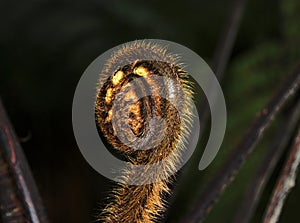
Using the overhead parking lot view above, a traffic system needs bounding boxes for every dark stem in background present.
[179,66,300,223]
[165,0,248,219]
[200,0,248,123]
[0,99,48,223]
[212,0,248,80]
[263,126,300,223]
[198,0,249,141]
[0,138,26,222]
[233,98,300,223]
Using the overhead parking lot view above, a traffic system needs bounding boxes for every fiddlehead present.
[95,41,194,223]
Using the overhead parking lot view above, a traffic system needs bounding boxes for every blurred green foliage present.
[0,0,299,222]
[168,0,300,222]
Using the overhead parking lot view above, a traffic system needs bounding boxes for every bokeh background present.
[1,0,300,222]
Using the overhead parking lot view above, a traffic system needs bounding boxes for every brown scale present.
[95,42,193,223]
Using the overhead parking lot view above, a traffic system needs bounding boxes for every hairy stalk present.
[95,41,194,222]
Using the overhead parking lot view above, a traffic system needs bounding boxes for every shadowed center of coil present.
[95,60,186,165]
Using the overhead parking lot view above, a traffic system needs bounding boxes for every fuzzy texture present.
[95,40,194,223]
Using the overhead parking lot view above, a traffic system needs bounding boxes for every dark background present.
[1,0,300,222]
